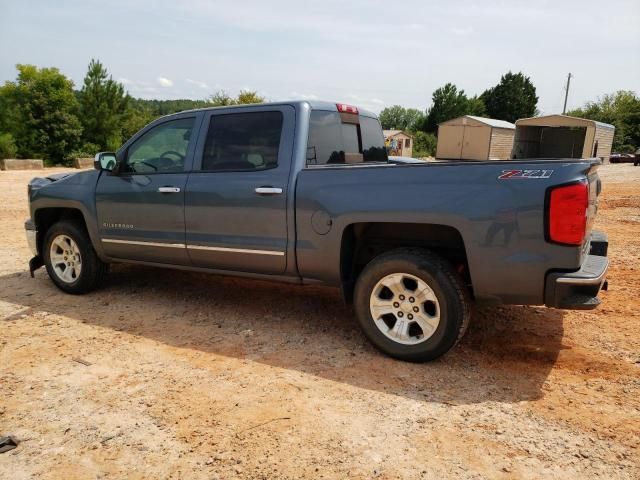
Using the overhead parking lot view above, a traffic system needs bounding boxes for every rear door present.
[184,105,295,274]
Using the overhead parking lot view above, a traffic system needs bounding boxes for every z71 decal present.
[498,169,554,180]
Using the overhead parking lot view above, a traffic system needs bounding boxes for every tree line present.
[0,60,264,164]
[1,61,637,163]
[379,72,639,157]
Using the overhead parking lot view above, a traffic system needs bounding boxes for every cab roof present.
[177,100,379,119]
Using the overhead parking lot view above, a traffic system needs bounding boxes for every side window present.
[124,117,195,173]
[201,111,283,171]
[360,116,387,163]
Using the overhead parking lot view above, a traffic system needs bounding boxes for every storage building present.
[436,116,515,161]
[383,130,413,157]
[513,115,615,163]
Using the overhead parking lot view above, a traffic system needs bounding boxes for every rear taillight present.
[548,181,589,245]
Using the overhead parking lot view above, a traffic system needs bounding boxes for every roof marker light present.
[336,103,359,114]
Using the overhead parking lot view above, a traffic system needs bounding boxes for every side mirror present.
[94,152,117,172]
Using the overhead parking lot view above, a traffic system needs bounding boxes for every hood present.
[46,171,77,181]
[28,169,97,192]
[28,171,77,190]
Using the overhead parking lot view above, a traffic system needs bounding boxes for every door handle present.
[255,187,283,195]
[158,187,181,193]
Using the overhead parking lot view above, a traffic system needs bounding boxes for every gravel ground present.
[0,164,638,479]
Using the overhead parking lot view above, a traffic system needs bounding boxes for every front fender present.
[29,170,105,259]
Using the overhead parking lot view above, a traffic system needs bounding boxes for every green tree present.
[481,72,538,123]
[379,105,425,132]
[423,83,486,133]
[236,90,265,104]
[0,64,81,164]
[209,89,265,106]
[379,105,405,130]
[79,59,130,151]
[568,90,640,152]
[209,90,235,106]
[128,98,209,117]
[121,102,154,140]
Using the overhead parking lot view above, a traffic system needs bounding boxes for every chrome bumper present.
[25,219,38,256]
[544,253,609,310]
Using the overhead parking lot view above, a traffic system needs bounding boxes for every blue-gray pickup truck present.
[24,101,609,361]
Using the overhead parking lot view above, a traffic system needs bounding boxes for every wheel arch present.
[340,222,472,303]
[34,208,91,256]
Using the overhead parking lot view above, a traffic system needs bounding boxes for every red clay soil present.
[0,165,638,479]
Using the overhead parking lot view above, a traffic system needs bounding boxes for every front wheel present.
[43,220,107,294]
[354,248,471,362]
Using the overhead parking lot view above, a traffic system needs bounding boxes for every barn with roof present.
[436,115,515,161]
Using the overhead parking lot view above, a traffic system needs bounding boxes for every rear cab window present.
[306,109,387,166]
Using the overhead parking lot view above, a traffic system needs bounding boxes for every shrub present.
[413,132,437,158]
[68,143,101,160]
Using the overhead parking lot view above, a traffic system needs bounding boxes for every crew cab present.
[24,101,609,361]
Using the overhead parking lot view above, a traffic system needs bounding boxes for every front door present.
[96,115,199,265]
[185,106,294,274]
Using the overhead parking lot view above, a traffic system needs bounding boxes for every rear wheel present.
[354,248,470,362]
[43,220,107,294]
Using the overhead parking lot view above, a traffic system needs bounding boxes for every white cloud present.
[2,0,635,114]
[157,76,173,88]
[186,78,208,89]
[450,26,473,36]
[290,92,319,101]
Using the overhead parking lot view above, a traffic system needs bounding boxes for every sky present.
[1,0,639,114]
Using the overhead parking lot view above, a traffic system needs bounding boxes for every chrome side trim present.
[101,238,285,256]
[187,245,285,256]
[102,238,186,248]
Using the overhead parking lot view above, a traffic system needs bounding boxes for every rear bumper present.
[544,232,609,310]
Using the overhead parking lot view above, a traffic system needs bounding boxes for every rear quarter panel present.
[295,160,598,305]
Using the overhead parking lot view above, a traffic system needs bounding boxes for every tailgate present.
[585,161,602,244]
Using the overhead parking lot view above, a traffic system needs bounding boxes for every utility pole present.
[562,73,573,114]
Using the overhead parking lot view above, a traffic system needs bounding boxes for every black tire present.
[43,220,107,294]
[354,248,471,362]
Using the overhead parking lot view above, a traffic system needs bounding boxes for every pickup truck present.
[24,101,609,362]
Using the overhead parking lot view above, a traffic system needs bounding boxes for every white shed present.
[513,115,615,163]
[436,115,515,161]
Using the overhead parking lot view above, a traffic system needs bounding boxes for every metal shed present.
[512,114,615,163]
[436,115,515,161]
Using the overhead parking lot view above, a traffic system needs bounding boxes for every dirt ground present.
[1,164,638,479]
